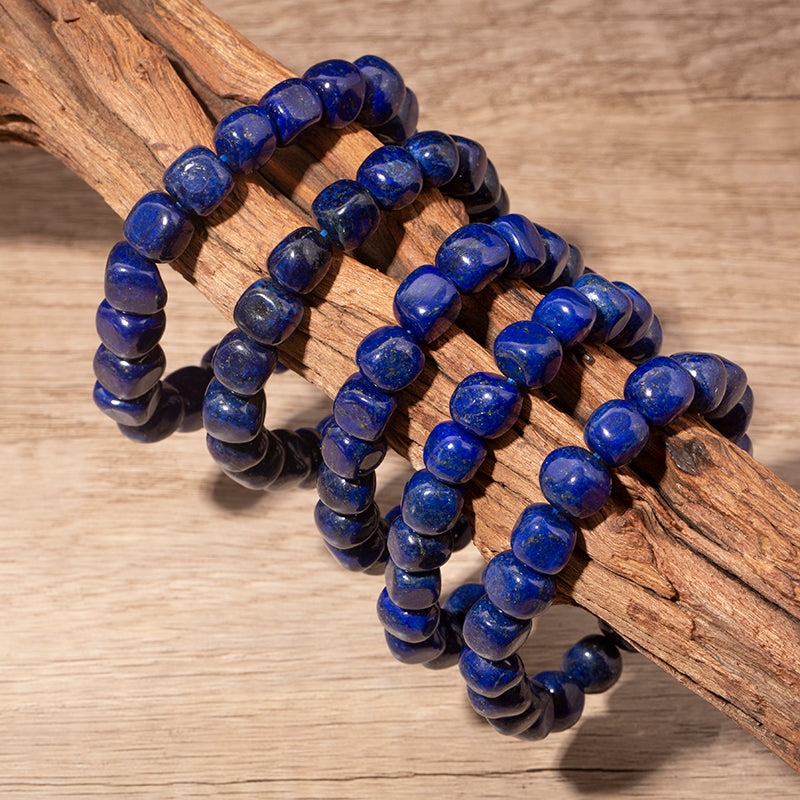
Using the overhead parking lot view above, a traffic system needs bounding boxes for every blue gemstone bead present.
[423,420,487,484]
[735,433,753,455]
[163,364,213,433]
[384,627,446,664]
[610,282,654,348]
[356,326,425,393]
[258,78,323,146]
[392,264,462,344]
[202,378,265,443]
[372,88,419,144]
[321,422,386,479]
[488,693,550,737]
[104,242,167,315]
[510,503,576,575]
[490,214,546,279]
[435,222,510,294]
[356,145,423,211]
[493,320,563,388]
[709,385,754,440]
[385,561,441,610]
[117,382,184,443]
[442,135,487,196]
[527,224,569,287]
[458,647,524,698]
[513,680,555,740]
[539,446,613,518]
[312,179,381,251]
[462,595,532,661]
[93,344,165,400]
[93,381,161,426]
[295,427,323,490]
[222,432,285,490]
[404,130,459,187]
[316,464,375,515]
[314,501,380,549]
[387,516,454,572]
[546,243,585,289]
[354,55,406,126]
[362,526,391,576]
[451,513,474,551]
[562,634,623,693]
[462,160,502,217]
[442,583,486,627]
[211,329,277,396]
[377,587,439,643]
[483,550,557,619]
[619,314,663,364]
[200,343,217,370]
[624,356,695,427]
[266,226,333,295]
[384,504,402,525]
[233,279,304,346]
[597,619,637,653]
[95,300,165,360]
[533,670,585,732]
[326,526,387,572]
[532,286,597,348]
[401,470,464,535]
[472,186,510,223]
[206,429,270,472]
[333,372,397,441]
[574,274,633,343]
[467,680,533,719]
[706,357,748,419]
[302,59,365,128]
[213,105,277,173]
[266,429,315,491]
[670,352,727,414]
[163,145,234,216]
[450,372,522,439]
[584,399,650,467]
[123,191,194,262]
[422,610,464,670]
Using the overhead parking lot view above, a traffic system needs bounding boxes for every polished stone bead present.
[490,214,546,279]
[356,145,423,210]
[539,446,613,519]
[574,274,633,343]
[321,422,386,479]
[483,550,556,619]
[223,432,285,490]
[372,87,419,144]
[267,429,316,491]
[326,525,387,572]
[392,264,462,344]
[384,505,402,525]
[93,344,165,400]
[202,378,266,443]
[584,399,650,467]
[403,130,459,187]
[513,680,555,740]
[354,55,406,126]
[315,501,380,549]
[258,78,323,146]
[562,634,622,693]
[471,186,510,223]
[423,420,487,484]
[294,427,323,490]
[618,314,663,364]
[387,516,454,572]
[213,105,277,173]
[401,469,464,535]
[435,222,510,294]
[510,503,576,575]
[670,351,727,414]
[546,242,585,289]
[377,587,439,643]
[163,364,213,433]
[441,582,486,628]
[493,320,563,388]
[458,647,524,698]
[333,372,397,441]
[361,523,390,575]
[527,224,569,287]
[123,191,194,262]
[93,381,161,426]
[200,343,217,370]
[212,329,278,396]
[462,595,532,661]
[706,356,748,419]
[624,356,695,426]
[709,385,754,440]
[450,372,522,439]
[422,610,464,670]
[104,241,167,315]
[117,382,184,443]
[442,134,487,196]
[462,160,502,217]
[467,679,533,719]
[163,146,234,216]
[735,433,754,455]
[597,619,637,653]
[531,286,597,348]
[610,281,654,348]
[383,627,446,664]
[316,464,375,515]
[233,279,304,346]
[312,179,381,251]
[451,513,474,551]
[356,326,425,393]
[302,59,365,128]
[95,300,165,360]
[385,561,441,610]
[532,670,585,732]
[488,695,549,736]
[206,428,270,472]
[267,226,333,295]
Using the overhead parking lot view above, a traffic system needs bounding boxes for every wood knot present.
[666,436,712,476]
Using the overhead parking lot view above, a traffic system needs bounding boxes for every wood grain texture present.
[1,0,799,796]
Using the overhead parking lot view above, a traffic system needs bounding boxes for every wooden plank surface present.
[1,0,799,796]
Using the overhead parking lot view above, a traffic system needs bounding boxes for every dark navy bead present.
[442,583,486,630]
[163,146,234,216]
[533,670,585,732]
[510,503,576,575]
[490,214,546,279]
[333,372,397,441]
[539,446,613,519]
[384,627,446,664]
[401,470,464,535]
[624,356,695,427]
[387,516,454,572]
[598,619,637,652]
[735,433,753,455]
[385,561,441,610]
[314,501,380,550]
[610,282,654,348]
[95,300,165,359]
[584,399,650,467]
[202,378,265,443]
[514,680,555,740]
[223,432,285,490]
[326,525,387,572]
[356,145,422,210]
[312,179,381,251]
[93,381,160,427]
[462,160,502,217]
[619,314,663,364]
[462,595,532,661]
[377,587,439,643]
[546,242,585,289]
[361,525,390,576]
[212,329,277,396]
[321,422,386,479]
[384,504,402,525]
[295,427,323,490]
[442,134,487,197]
[104,242,167,315]
[123,191,194,262]
[213,105,276,174]
[451,513,474,551]
[392,264,462,344]
[163,364,213,433]
[435,223,510,294]
[449,372,522,439]
[258,78,323,146]
[403,130,459,187]
[422,610,464,670]
[117,382,184,443]
[459,647,524,698]
[316,463,375,515]
[493,320,563,388]
[532,286,597,348]
[706,357,748,419]
[302,59,365,128]
[467,679,533,719]
[372,87,419,144]
[93,344,165,400]
[267,226,333,295]
[267,429,315,491]
[670,352,727,414]
[562,634,622,693]
[472,186,510,223]
[488,695,549,737]
[483,551,556,619]
[233,279,304,346]
[200,343,217,370]
[527,224,569,287]
[206,428,270,472]
[574,274,633,343]
[709,385,754,440]
[354,55,405,126]
[423,420,487,484]
[356,326,425,393]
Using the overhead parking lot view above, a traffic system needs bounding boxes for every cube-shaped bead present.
[325,526,387,572]
[356,145,423,210]
[314,501,381,550]
[401,470,464,535]
[423,420,486,484]
[233,279,304,346]
[531,286,596,348]
[467,679,533,720]
[584,399,650,467]
[670,352,727,414]
[372,87,419,144]
[462,595,532,661]
[574,274,633,343]
[93,380,161,427]
[116,382,184,443]
[531,671,585,732]
[383,627,446,664]
[93,344,165,400]
[490,214,546,279]
[709,385,754,440]
[377,588,440,643]
[618,314,663,364]
[706,357,747,419]
[462,160,502,217]
[104,241,167,315]
[123,191,194,262]
[527,224,569,287]
[321,422,387,479]
[213,105,276,173]
[266,226,333,295]
[212,329,278,396]
[221,433,285,490]
[387,516,454,572]
[385,561,441,610]
[483,550,556,619]
[610,281,654,348]
[435,223,510,294]
[202,378,266,444]
[302,59,365,128]
[493,320,562,388]
[333,372,397,441]
[546,242,585,289]
[354,55,406,126]
[442,134,487,196]
[206,429,270,473]
[441,583,485,628]
[258,78,323,146]
[449,372,522,439]
[316,464,376,516]
[623,356,695,426]
[458,647,525,699]
[510,503,576,575]
[95,300,165,360]
[312,179,381,251]
[393,265,462,344]
[539,446,612,518]
[562,635,622,694]
[163,145,234,215]
[356,326,425,393]
[513,681,555,740]
[403,130,458,187]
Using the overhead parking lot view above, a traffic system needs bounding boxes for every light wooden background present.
[1,0,799,797]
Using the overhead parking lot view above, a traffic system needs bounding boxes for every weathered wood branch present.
[1,0,798,771]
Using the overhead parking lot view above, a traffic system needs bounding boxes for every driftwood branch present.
[1,0,798,771]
